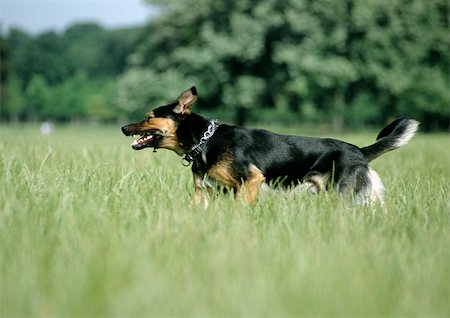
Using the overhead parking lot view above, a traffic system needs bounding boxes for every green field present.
[1,124,449,317]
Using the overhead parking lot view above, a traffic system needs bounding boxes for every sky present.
[0,0,157,34]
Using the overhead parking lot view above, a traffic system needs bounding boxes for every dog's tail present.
[361,118,419,162]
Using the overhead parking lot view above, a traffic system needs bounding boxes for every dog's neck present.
[182,119,219,165]
[177,113,215,152]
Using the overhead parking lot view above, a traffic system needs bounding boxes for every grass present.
[1,123,449,317]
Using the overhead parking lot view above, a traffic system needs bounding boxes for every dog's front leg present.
[192,172,209,208]
[236,165,266,204]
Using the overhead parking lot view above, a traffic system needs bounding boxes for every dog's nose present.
[121,125,130,135]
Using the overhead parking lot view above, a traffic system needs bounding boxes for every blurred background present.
[1,0,449,131]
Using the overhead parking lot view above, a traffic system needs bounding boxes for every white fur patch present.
[393,120,419,148]
[364,168,385,205]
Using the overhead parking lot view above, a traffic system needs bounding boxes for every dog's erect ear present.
[174,87,197,115]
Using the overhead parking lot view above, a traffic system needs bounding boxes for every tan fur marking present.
[143,118,176,134]
[208,154,239,188]
[237,165,266,204]
[208,157,266,204]
[140,117,184,155]
[174,88,197,114]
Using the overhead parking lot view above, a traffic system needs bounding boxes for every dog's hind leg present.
[338,166,385,205]
[299,171,330,194]
[357,168,385,205]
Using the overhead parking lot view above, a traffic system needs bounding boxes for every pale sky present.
[0,0,157,34]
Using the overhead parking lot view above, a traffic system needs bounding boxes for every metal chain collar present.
[182,120,219,166]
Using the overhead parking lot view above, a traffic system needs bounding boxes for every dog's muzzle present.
[121,125,162,150]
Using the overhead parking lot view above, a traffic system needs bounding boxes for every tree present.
[131,0,279,124]
[3,23,139,122]
[25,75,51,121]
[2,75,25,122]
[348,0,449,129]
[0,33,10,119]
[119,0,449,129]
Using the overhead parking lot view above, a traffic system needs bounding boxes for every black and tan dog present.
[121,87,419,205]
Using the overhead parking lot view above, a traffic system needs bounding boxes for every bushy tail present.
[361,118,419,162]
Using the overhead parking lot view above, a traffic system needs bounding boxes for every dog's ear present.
[174,87,197,115]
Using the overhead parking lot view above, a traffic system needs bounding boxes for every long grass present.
[1,124,449,317]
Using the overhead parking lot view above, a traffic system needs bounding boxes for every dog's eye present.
[145,112,155,121]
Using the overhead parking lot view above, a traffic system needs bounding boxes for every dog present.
[121,87,419,205]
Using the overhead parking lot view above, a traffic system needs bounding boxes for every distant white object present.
[40,121,54,135]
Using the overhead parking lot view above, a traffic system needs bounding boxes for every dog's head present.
[121,87,197,154]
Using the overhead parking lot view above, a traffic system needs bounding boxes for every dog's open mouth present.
[131,131,162,150]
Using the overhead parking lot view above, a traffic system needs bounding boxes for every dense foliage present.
[1,0,449,130]
[1,23,139,122]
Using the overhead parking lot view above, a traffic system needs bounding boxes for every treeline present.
[1,0,449,130]
[1,23,139,122]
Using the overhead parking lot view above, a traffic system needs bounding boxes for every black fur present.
[192,120,370,191]
[122,87,419,202]
[361,118,417,162]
